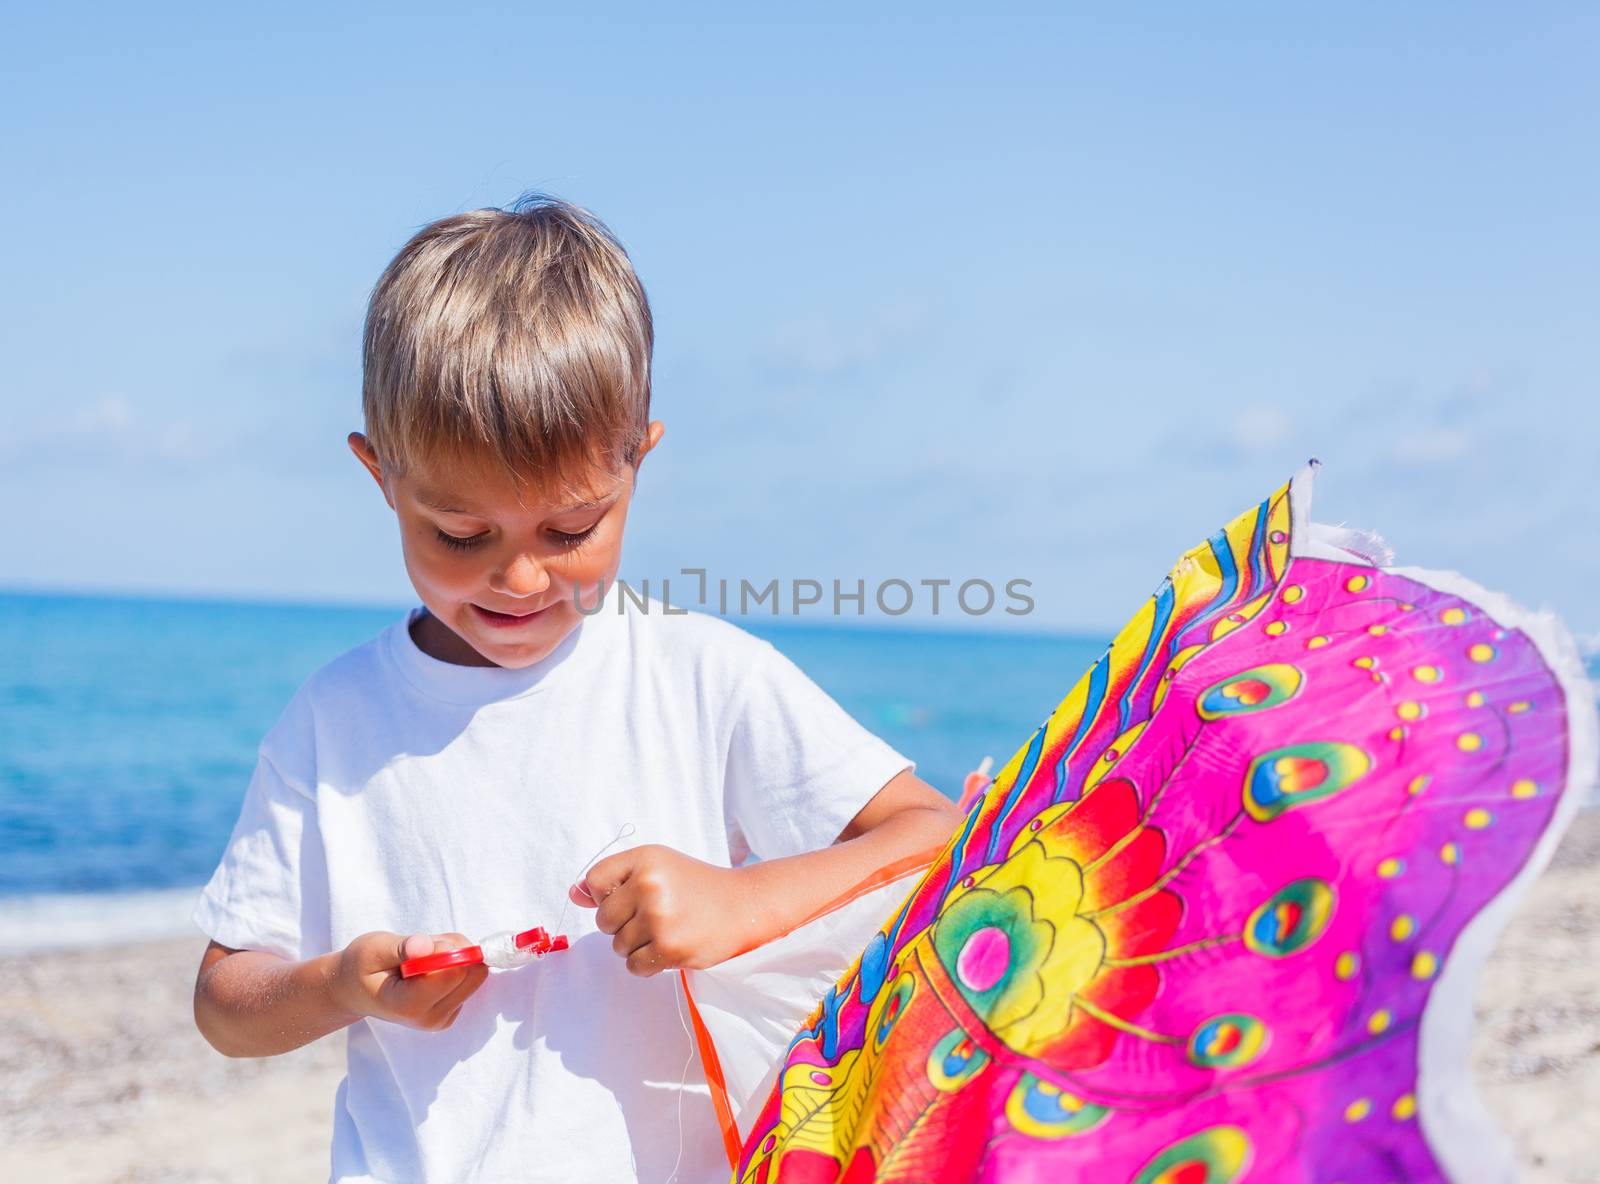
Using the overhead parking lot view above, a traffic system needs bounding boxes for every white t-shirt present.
[194,599,911,1184]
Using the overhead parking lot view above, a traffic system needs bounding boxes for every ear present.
[633,420,666,468]
[347,432,395,508]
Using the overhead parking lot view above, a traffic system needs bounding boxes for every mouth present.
[470,602,555,629]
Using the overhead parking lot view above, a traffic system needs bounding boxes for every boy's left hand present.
[572,772,958,979]
[572,845,754,976]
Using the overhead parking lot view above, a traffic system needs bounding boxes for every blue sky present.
[3,3,1596,640]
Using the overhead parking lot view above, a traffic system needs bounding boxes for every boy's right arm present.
[194,932,489,1058]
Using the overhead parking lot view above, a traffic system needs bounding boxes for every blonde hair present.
[361,193,653,490]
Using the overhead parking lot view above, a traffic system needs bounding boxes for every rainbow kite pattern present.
[735,469,1591,1183]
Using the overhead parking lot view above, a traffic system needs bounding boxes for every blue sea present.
[0,591,1105,946]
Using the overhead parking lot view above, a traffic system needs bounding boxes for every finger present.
[388,962,472,1009]
[583,847,640,904]
[385,932,479,1006]
[568,881,597,908]
[400,933,435,962]
[365,932,428,971]
[404,933,479,998]
[625,943,663,978]
[377,970,456,1021]
[392,931,465,970]
[594,884,636,937]
[611,914,652,960]
[426,964,488,1020]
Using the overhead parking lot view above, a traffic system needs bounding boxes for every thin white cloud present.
[1230,405,1293,452]
[762,302,931,378]
[157,422,199,460]
[74,394,132,433]
[1389,426,1472,463]
[0,398,219,473]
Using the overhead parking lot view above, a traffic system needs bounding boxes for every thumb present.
[400,932,435,962]
[568,881,598,908]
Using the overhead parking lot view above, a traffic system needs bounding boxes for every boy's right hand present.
[329,932,489,1031]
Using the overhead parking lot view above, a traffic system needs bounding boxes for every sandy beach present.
[2,814,1596,1183]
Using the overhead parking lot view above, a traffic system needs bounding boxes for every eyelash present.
[433,526,597,552]
[435,530,487,552]
[551,526,598,549]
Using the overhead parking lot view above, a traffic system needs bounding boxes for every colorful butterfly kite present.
[724,465,1595,1184]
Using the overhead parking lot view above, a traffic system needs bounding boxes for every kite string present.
[555,822,637,938]
[555,822,641,1178]
[665,978,695,1184]
[556,821,697,1182]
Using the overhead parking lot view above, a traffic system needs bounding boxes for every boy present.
[191,194,959,1183]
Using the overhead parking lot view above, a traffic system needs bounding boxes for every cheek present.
[401,533,485,597]
[551,534,626,589]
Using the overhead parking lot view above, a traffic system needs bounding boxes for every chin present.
[471,613,580,669]
[485,640,563,669]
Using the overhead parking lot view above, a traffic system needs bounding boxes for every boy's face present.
[349,424,663,669]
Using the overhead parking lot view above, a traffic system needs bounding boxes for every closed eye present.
[435,529,487,552]
[551,525,598,548]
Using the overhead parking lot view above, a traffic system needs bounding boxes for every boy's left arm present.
[576,769,959,976]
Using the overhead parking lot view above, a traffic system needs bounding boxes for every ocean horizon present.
[4,587,1595,953]
[0,588,1111,950]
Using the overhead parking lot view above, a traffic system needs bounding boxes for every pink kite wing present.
[736,464,1596,1184]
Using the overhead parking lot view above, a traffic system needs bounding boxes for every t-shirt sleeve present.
[192,742,331,963]
[722,640,913,862]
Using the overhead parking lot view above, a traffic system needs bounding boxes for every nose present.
[490,551,551,599]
